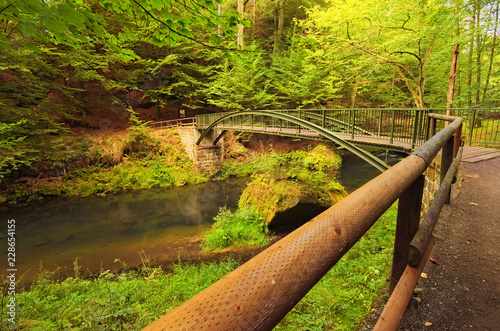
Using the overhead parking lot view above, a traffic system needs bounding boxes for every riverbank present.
[0,127,404,330]
[1,204,399,330]
[0,129,208,204]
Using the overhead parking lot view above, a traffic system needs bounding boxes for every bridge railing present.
[429,108,499,147]
[196,108,500,148]
[149,117,195,129]
[143,114,464,330]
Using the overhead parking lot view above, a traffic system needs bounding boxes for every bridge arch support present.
[196,110,390,172]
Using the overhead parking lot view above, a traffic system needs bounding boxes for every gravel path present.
[398,157,500,330]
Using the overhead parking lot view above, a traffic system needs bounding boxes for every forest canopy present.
[1,0,499,180]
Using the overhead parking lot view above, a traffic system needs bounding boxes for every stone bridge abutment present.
[177,126,223,173]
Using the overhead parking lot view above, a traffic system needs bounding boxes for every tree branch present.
[131,0,259,53]
[0,4,12,15]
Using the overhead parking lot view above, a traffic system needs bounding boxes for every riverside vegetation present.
[1,128,397,330]
[1,204,398,330]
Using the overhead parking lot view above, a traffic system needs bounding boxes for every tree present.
[295,0,458,108]
[0,0,246,58]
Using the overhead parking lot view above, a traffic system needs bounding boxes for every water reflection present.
[339,150,406,192]
[0,150,406,283]
[0,178,248,282]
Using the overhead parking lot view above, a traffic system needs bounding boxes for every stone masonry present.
[177,126,223,174]
[421,156,441,217]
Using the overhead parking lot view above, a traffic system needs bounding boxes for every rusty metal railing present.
[149,117,195,129]
[143,113,463,330]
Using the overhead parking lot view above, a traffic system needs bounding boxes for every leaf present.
[430,258,438,264]
[22,42,42,53]
[421,272,428,278]
[425,321,433,326]
[469,202,478,206]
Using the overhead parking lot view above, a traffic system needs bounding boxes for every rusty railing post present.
[454,123,462,157]
[429,116,436,140]
[441,135,454,203]
[389,175,425,293]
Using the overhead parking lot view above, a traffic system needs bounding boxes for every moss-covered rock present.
[237,144,347,224]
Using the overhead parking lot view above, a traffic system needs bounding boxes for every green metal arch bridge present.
[194,109,419,172]
[151,108,499,171]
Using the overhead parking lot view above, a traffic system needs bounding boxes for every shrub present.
[203,207,269,251]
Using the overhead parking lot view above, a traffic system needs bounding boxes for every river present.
[0,151,404,283]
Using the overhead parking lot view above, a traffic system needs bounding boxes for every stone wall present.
[177,126,223,174]
[421,156,441,217]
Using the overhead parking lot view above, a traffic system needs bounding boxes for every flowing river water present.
[1,151,404,283]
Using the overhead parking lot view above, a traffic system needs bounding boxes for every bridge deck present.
[208,125,416,152]
[206,125,500,160]
[462,146,500,163]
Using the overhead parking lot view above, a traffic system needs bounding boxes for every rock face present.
[125,90,153,108]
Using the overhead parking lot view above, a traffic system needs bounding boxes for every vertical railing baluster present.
[468,109,476,146]
[351,109,356,139]
[390,110,396,144]
[378,109,383,137]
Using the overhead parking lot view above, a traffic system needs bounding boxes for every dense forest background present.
[1,0,499,182]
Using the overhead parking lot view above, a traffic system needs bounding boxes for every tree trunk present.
[475,6,482,105]
[218,4,222,36]
[237,0,244,49]
[447,44,460,114]
[482,1,499,103]
[273,0,284,54]
[467,5,476,107]
[455,0,461,108]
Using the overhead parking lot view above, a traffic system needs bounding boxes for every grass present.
[1,259,239,330]
[203,207,269,251]
[3,204,398,330]
[275,203,398,330]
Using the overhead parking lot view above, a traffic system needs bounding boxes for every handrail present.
[143,114,463,330]
[149,117,195,129]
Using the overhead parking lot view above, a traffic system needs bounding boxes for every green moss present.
[239,177,304,224]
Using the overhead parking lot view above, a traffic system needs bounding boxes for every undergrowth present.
[203,207,269,251]
[2,204,398,330]
[1,259,239,330]
[3,129,208,202]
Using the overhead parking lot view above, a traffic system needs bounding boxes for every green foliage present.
[0,119,29,179]
[127,108,152,133]
[3,204,399,330]
[2,129,207,202]
[203,207,269,251]
[1,0,246,59]
[3,259,239,330]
